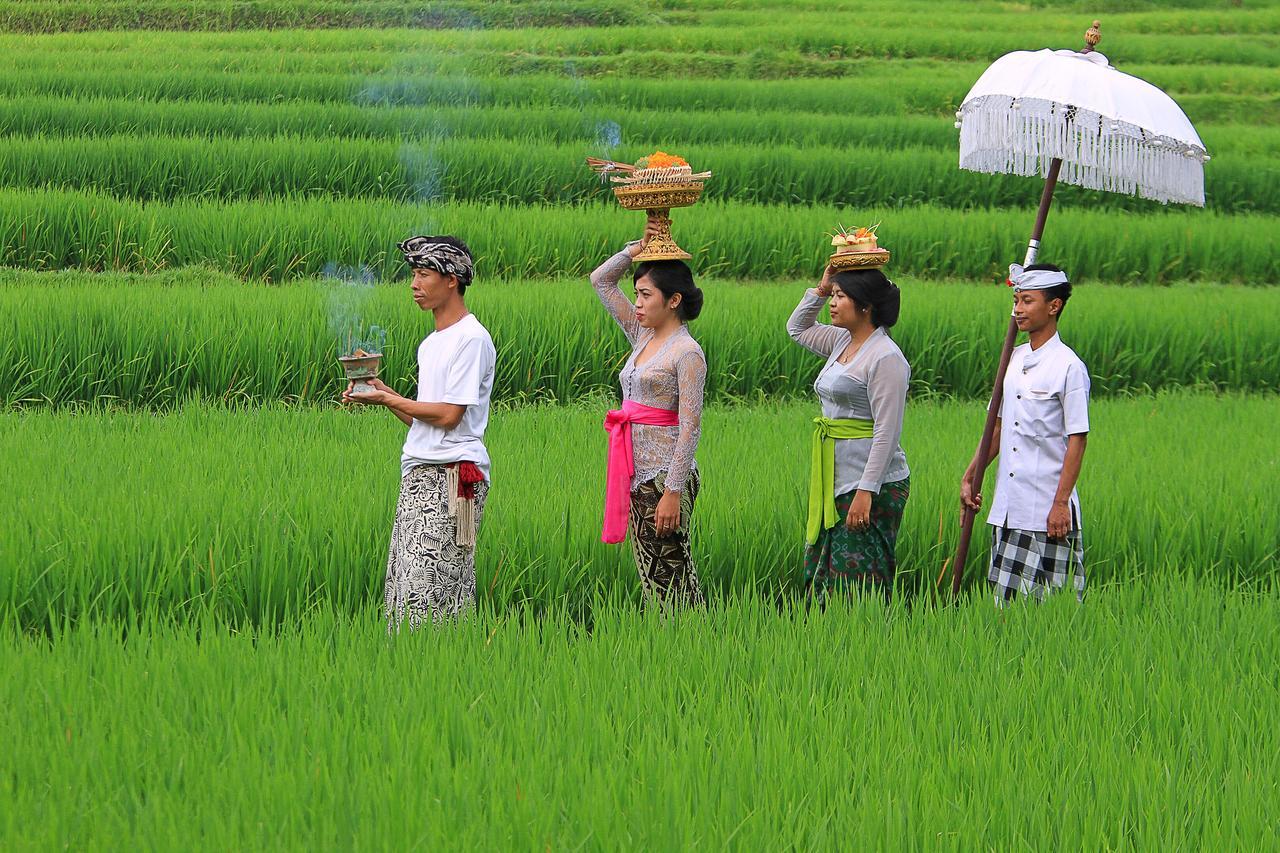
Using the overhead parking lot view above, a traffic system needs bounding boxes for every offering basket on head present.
[827,223,890,272]
[586,152,712,261]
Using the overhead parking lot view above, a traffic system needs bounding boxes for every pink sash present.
[601,400,679,543]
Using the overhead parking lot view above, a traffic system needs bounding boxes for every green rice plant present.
[0,94,968,145]
[1,191,1274,283]
[1,134,1271,214]
[2,95,1273,158]
[693,2,1280,37]
[0,62,1270,126]
[2,583,1279,849]
[3,14,1276,67]
[0,0,644,32]
[2,269,1277,407]
[1,26,1275,104]
[1,393,1276,628]
[2,30,1269,112]
[5,31,1279,93]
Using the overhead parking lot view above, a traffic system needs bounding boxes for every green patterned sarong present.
[804,478,910,602]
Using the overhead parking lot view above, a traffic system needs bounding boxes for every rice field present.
[1,134,1274,214]
[4,393,1276,629]
[5,191,1278,282]
[4,0,1279,847]
[4,586,1279,849]
[0,3,1276,284]
[4,269,1278,406]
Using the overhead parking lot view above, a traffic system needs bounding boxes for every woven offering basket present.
[828,247,891,271]
[587,154,710,262]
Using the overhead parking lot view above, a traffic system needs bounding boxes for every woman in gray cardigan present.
[787,265,910,602]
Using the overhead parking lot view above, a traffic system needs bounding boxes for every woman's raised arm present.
[787,266,845,357]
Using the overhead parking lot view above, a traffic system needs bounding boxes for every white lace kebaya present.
[590,245,706,493]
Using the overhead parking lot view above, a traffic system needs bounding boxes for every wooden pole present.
[950,157,1062,597]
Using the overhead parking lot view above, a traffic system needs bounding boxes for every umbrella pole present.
[950,157,1062,597]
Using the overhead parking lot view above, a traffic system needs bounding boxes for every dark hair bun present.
[679,285,704,320]
[832,269,901,329]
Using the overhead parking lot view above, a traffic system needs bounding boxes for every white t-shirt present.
[399,314,496,480]
[987,333,1090,532]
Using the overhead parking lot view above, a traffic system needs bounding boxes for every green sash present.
[807,416,875,545]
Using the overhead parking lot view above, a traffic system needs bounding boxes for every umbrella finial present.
[1083,19,1102,53]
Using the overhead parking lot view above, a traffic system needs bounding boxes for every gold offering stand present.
[827,246,891,272]
[587,158,711,261]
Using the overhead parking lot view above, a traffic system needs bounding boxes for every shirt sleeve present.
[786,289,846,357]
[440,335,492,406]
[663,348,706,493]
[590,243,642,345]
[1062,360,1090,435]
[857,352,910,494]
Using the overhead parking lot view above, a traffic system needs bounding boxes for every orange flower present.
[644,151,689,169]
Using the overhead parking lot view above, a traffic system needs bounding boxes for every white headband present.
[1008,263,1069,292]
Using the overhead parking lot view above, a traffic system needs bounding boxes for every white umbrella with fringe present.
[949,20,1210,595]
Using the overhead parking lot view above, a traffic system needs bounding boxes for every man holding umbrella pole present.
[960,263,1089,605]
[947,19,1209,596]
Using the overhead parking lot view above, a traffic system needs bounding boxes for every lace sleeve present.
[590,244,641,344]
[664,348,706,493]
[858,352,910,493]
[787,289,845,357]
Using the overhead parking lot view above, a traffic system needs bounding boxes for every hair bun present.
[681,285,704,321]
[875,284,901,329]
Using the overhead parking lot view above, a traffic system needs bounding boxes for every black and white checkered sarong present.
[988,525,1085,605]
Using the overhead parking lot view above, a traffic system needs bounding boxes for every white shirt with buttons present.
[987,333,1090,532]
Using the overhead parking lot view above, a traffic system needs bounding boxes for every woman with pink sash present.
[592,218,708,609]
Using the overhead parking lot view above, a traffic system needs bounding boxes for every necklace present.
[836,338,863,365]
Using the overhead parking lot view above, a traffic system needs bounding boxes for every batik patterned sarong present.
[627,471,704,610]
[384,463,489,630]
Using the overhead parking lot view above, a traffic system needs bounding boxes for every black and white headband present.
[398,236,474,287]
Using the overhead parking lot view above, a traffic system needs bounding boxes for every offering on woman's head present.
[585,151,712,262]
[827,223,891,271]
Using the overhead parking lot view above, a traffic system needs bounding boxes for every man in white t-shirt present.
[345,236,496,629]
[961,263,1090,605]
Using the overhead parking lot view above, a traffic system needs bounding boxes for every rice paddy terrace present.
[2,0,1277,847]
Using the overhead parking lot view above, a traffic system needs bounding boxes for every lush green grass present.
[3,393,1276,629]
[5,95,1276,158]
[4,15,1277,66]
[1,63,1271,127]
[4,584,1279,848]
[9,43,1271,93]
[4,192,1275,283]
[2,134,1271,213]
[2,5,1276,846]
[4,269,1276,406]
[0,0,643,32]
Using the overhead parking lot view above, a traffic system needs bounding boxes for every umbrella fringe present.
[958,95,1206,207]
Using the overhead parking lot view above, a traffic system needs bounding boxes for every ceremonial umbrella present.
[949,21,1210,595]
